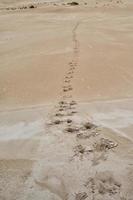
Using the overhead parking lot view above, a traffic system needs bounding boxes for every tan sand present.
[0,0,133,200]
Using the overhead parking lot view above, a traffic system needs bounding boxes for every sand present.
[0,0,133,200]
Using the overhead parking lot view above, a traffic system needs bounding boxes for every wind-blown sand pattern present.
[0,0,133,200]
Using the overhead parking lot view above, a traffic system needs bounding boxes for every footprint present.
[67,71,73,75]
[75,192,88,200]
[64,80,71,83]
[85,171,121,199]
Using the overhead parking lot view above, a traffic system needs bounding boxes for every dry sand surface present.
[0,0,133,200]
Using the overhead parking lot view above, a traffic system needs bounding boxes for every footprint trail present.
[18,21,123,200]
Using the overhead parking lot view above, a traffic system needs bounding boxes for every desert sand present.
[0,0,133,200]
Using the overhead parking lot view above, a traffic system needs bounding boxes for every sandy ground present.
[0,0,133,200]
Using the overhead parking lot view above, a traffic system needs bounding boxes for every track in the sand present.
[17,21,81,200]
[54,21,80,119]
[17,21,122,200]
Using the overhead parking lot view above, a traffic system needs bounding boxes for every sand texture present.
[0,0,133,200]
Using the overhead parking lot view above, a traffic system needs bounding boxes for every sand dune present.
[0,1,133,200]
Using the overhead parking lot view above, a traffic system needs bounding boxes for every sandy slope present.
[0,3,133,109]
[0,1,133,200]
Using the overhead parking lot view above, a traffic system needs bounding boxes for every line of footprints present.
[47,20,118,170]
[44,23,122,200]
[50,59,78,129]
